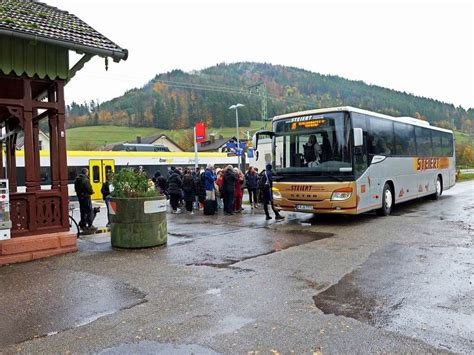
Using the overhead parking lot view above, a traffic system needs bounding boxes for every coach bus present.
[253,106,455,216]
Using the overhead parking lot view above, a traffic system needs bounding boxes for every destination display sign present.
[288,115,329,131]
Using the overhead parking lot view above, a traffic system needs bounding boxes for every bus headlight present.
[331,187,352,201]
[272,187,282,199]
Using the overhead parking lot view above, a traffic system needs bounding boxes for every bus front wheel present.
[431,176,443,200]
[376,183,393,216]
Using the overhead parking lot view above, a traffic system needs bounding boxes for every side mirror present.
[252,130,274,151]
[353,128,363,147]
[252,134,258,151]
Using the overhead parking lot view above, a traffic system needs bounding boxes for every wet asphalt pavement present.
[0,181,473,354]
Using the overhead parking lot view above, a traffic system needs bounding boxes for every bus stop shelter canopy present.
[0,0,128,80]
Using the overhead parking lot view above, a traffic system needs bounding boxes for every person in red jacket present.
[233,168,244,213]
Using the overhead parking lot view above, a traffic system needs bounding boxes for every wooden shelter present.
[0,0,127,265]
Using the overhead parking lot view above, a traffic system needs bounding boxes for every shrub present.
[111,168,160,198]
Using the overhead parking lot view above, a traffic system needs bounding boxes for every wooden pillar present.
[23,78,38,192]
[56,81,69,228]
[48,86,60,189]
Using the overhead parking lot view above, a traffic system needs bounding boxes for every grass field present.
[66,121,266,150]
[454,130,473,148]
[457,172,474,182]
[454,130,474,169]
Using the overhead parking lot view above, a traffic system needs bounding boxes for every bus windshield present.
[273,112,352,176]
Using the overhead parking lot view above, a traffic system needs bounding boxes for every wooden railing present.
[10,190,69,237]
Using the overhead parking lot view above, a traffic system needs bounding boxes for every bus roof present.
[272,106,453,134]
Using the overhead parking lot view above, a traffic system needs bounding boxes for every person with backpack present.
[182,169,197,214]
[260,164,284,221]
[222,165,236,215]
[167,167,183,213]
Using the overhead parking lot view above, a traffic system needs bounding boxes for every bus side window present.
[394,122,416,156]
[432,131,443,156]
[415,127,433,157]
[441,132,453,157]
[368,116,394,156]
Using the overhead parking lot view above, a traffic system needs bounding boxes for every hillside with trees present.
[66,62,473,155]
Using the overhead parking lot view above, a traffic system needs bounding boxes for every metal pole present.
[194,126,198,171]
[235,108,240,172]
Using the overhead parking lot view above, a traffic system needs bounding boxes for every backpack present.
[258,171,268,190]
[182,176,194,193]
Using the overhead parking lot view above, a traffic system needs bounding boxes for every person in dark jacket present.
[74,168,96,231]
[101,172,113,227]
[261,164,284,221]
[167,167,183,213]
[182,170,196,214]
[245,166,258,208]
[196,168,206,208]
[222,165,236,215]
[153,171,168,197]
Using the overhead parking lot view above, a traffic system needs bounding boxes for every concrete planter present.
[109,196,167,248]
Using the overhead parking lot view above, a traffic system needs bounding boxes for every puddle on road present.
[313,271,382,325]
[188,231,333,268]
[99,341,220,354]
[287,213,374,227]
[0,270,146,347]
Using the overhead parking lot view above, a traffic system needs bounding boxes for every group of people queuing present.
[73,162,285,233]
[155,163,284,220]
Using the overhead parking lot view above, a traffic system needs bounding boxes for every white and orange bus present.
[253,106,455,216]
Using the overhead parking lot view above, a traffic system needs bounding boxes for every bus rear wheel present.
[431,176,443,200]
[376,183,393,216]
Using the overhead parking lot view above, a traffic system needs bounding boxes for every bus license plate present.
[295,204,313,211]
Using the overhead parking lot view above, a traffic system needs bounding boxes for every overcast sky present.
[47,0,473,109]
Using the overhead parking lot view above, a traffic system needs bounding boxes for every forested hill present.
[66,62,473,131]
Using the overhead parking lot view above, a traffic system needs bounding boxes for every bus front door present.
[89,160,115,200]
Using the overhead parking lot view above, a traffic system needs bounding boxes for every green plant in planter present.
[109,168,167,248]
[111,168,159,198]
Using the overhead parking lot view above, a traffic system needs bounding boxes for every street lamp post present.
[229,103,245,171]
